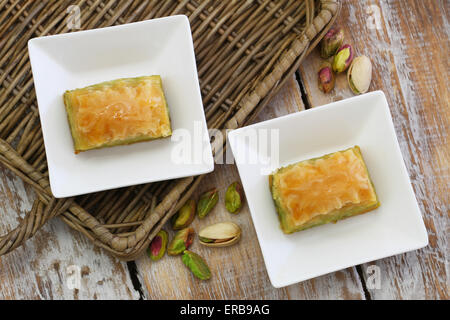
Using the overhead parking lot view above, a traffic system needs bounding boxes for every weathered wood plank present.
[298,0,448,299]
[0,166,140,300]
[134,76,366,299]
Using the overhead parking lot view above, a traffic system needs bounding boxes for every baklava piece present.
[63,75,171,153]
[269,146,379,234]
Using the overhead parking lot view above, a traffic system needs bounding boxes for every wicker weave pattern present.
[0,0,339,260]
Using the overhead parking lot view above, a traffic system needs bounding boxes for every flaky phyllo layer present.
[64,76,171,153]
[269,146,379,234]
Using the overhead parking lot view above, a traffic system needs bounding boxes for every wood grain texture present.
[134,76,366,300]
[298,0,448,299]
[0,165,140,300]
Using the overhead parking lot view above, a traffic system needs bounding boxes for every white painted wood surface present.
[0,166,140,299]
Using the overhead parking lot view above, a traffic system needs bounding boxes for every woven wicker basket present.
[0,0,340,260]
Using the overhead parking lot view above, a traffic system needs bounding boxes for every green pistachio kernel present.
[167,227,194,255]
[332,44,354,73]
[182,250,211,280]
[147,229,168,261]
[197,189,219,219]
[171,199,196,230]
[225,181,245,214]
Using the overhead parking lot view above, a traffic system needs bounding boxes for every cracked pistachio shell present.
[182,250,211,280]
[167,227,194,256]
[332,44,354,73]
[320,27,344,58]
[147,229,168,261]
[347,55,372,94]
[225,181,245,214]
[171,199,196,230]
[318,62,335,93]
[197,188,219,219]
[199,222,241,247]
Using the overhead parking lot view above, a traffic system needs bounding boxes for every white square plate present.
[28,15,213,198]
[228,91,428,288]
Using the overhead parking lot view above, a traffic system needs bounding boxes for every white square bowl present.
[28,15,213,198]
[228,91,428,288]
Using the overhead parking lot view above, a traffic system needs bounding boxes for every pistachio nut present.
[318,62,335,93]
[320,27,344,58]
[167,227,194,255]
[197,188,219,219]
[199,222,241,247]
[147,229,168,261]
[347,55,372,94]
[182,250,211,280]
[225,181,245,214]
[171,199,196,230]
[332,44,354,73]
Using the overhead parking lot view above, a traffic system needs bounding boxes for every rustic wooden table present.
[0,1,447,300]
